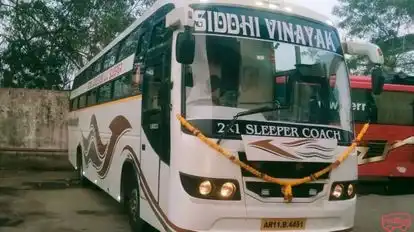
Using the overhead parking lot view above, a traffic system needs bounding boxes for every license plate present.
[260,218,306,231]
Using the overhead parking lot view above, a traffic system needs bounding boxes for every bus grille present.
[246,181,325,198]
[364,140,387,158]
[238,152,331,180]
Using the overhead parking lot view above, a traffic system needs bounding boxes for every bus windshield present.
[352,88,414,126]
[184,35,352,132]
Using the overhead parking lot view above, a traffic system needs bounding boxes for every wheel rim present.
[129,189,139,222]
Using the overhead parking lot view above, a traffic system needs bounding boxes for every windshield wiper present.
[216,105,289,145]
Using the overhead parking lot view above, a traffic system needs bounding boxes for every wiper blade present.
[216,105,289,145]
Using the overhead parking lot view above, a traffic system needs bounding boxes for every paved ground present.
[0,171,128,232]
[1,171,414,232]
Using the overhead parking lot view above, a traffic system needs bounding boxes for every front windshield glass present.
[351,88,414,126]
[183,6,352,134]
[184,35,352,131]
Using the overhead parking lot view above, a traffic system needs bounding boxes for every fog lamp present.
[347,183,354,196]
[220,182,236,198]
[199,180,212,196]
[331,184,343,198]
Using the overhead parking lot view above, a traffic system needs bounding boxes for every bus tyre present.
[127,177,143,232]
[77,152,88,187]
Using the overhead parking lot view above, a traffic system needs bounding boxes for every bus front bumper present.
[170,196,356,232]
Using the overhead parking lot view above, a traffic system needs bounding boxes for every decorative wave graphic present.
[304,144,335,152]
[279,138,336,160]
[282,139,315,147]
[250,138,336,161]
[81,114,132,179]
[296,151,332,160]
[249,139,302,160]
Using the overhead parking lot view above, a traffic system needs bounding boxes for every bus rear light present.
[329,181,356,201]
[179,172,241,200]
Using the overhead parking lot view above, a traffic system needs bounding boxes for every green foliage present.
[333,0,414,75]
[0,0,156,89]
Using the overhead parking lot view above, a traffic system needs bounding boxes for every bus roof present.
[350,75,414,93]
[73,0,334,80]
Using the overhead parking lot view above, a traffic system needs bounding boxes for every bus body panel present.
[167,133,357,232]
[67,1,361,231]
[356,123,414,178]
[68,96,142,200]
[350,76,414,179]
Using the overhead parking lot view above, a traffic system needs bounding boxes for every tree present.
[0,0,156,90]
[333,0,414,75]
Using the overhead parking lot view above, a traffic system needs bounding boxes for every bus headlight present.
[329,181,356,201]
[347,183,354,196]
[331,184,343,199]
[220,182,236,198]
[199,180,212,196]
[179,172,241,201]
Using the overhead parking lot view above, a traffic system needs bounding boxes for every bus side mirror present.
[342,41,384,65]
[371,66,385,95]
[176,28,195,65]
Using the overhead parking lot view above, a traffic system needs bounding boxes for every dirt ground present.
[1,170,414,232]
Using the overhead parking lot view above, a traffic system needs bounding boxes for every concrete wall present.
[0,88,70,170]
[0,88,69,151]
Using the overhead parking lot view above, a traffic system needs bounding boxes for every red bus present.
[351,75,414,180]
[274,73,413,181]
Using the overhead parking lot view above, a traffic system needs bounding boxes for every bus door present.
[140,41,172,205]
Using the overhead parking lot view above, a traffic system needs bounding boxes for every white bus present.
[68,0,385,231]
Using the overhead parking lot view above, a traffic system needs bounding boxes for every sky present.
[287,0,345,37]
[288,0,339,19]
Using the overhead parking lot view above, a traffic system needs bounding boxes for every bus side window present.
[98,82,113,103]
[103,44,120,70]
[71,98,78,111]
[118,28,140,62]
[87,89,97,106]
[136,32,148,57]
[92,59,103,78]
[78,94,87,108]
[84,66,93,84]
[131,32,148,95]
[73,75,80,89]
[113,75,132,99]
[134,31,148,64]
[149,20,171,48]
[79,71,88,87]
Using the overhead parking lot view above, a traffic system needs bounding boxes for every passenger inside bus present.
[185,35,273,109]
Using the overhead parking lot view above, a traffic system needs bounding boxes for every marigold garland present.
[177,114,369,203]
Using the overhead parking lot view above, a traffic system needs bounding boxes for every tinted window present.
[137,32,148,55]
[118,29,140,61]
[93,59,102,76]
[84,67,93,83]
[150,21,167,48]
[79,94,87,108]
[98,82,112,103]
[143,65,162,112]
[71,98,78,110]
[73,75,80,89]
[103,44,119,70]
[351,88,414,125]
[78,70,90,87]
[87,89,97,106]
[113,75,132,99]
